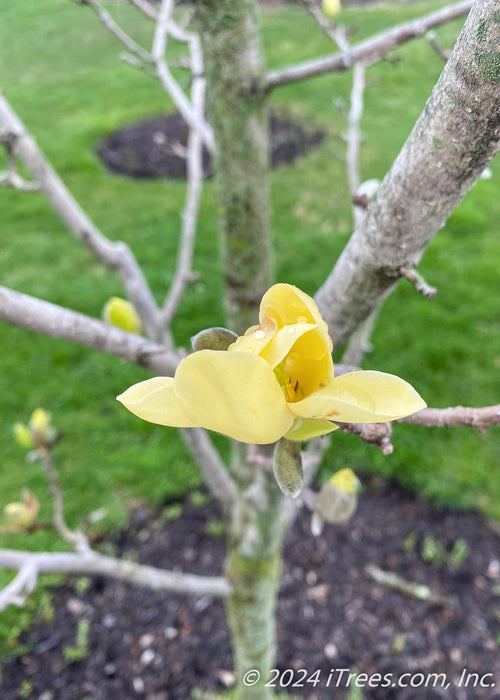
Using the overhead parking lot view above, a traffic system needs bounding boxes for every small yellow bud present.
[322,0,341,20]
[314,470,360,525]
[30,408,52,433]
[103,297,142,334]
[329,468,360,495]
[13,422,34,450]
[3,491,39,531]
[29,408,57,448]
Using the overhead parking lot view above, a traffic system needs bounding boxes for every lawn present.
[0,0,499,656]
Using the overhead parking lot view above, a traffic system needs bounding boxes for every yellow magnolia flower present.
[103,297,142,335]
[117,284,425,444]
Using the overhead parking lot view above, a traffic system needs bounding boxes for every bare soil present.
[2,474,500,699]
[96,110,326,180]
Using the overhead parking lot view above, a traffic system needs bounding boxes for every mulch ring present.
[96,109,326,180]
[2,473,500,699]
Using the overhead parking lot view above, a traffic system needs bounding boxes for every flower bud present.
[29,408,57,448]
[322,0,341,20]
[30,408,51,433]
[191,327,238,352]
[314,469,360,524]
[13,422,34,450]
[329,468,360,495]
[273,438,303,499]
[3,491,39,532]
[103,297,142,334]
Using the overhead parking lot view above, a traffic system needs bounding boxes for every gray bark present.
[0,285,178,375]
[196,0,272,334]
[316,0,500,346]
[266,0,474,89]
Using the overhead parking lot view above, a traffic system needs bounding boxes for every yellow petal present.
[259,283,333,352]
[175,350,294,444]
[290,370,426,423]
[260,323,319,368]
[228,322,276,356]
[286,417,338,441]
[117,376,197,427]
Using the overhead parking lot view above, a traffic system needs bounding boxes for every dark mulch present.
[96,110,326,180]
[2,474,500,699]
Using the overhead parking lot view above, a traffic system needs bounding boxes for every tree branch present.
[0,549,232,611]
[346,62,367,229]
[400,405,500,430]
[0,136,39,191]
[266,0,473,90]
[0,563,38,611]
[400,266,438,299]
[39,450,91,554]
[152,0,214,153]
[339,404,500,453]
[301,0,351,55]
[161,19,206,324]
[0,91,163,340]
[180,428,237,509]
[129,0,157,21]
[426,30,452,61]
[75,0,153,63]
[0,286,180,376]
[0,286,237,508]
[316,0,500,347]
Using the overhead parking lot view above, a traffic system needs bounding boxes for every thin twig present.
[0,171,39,191]
[181,428,237,509]
[337,421,394,455]
[0,564,38,611]
[399,405,500,430]
[162,23,205,324]
[346,64,365,201]
[75,0,153,63]
[340,404,500,448]
[39,450,91,554]
[129,0,157,21]
[0,285,180,376]
[301,0,351,54]
[0,135,39,191]
[152,0,215,152]
[426,30,452,61]
[400,266,438,298]
[0,549,232,611]
[366,564,450,606]
[266,0,473,89]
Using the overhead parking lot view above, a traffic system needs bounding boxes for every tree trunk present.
[316,0,500,346]
[225,461,287,700]
[196,0,272,335]
[196,3,280,696]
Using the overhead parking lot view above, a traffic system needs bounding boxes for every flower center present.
[273,358,301,402]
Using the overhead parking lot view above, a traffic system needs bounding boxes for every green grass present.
[0,0,499,653]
